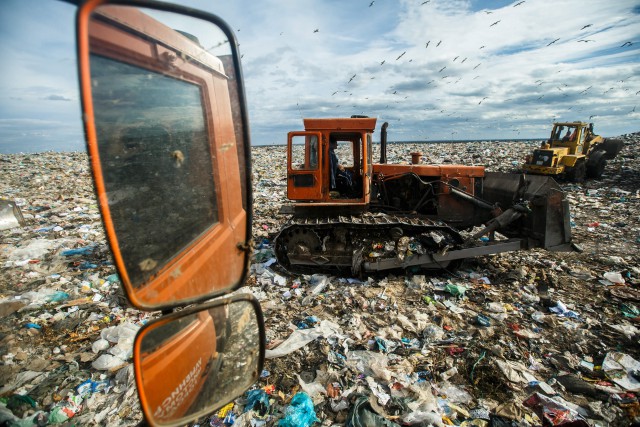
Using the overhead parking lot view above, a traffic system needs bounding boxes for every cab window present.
[90,55,218,287]
[291,134,319,170]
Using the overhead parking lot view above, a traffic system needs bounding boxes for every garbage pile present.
[0,132,638,426]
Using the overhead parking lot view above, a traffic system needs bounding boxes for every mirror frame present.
[76,0,253,311]
[133,293,266,426]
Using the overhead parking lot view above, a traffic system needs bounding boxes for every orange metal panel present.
[303,117,377,132]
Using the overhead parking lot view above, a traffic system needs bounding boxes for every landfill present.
[1,133,639,426]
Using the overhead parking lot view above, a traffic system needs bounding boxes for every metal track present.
[274,212,464,275]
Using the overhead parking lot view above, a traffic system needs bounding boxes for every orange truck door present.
[287,131,323,200]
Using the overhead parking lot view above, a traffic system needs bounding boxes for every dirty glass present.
[291,134,318,170]
[137,298,262,425]
[90,55,218,287]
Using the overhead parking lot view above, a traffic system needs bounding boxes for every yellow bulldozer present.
[523,121,623,181]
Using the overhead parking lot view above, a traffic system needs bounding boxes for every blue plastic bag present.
[245,389,270,413]
[278,392,318,427]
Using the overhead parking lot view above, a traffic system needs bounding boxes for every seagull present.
[621,41,633,47]
[421,0,430,4]
[473,63,481,69]
[547,38,560,46]
[490,20,501,27]
[425,40,430,48]
[461,57,467,63]
[589,115,596,120]
[332,91,338,96]
[514,1,525,6]
[436,40,442,47]
[577,39,594,43]
[313,29,319,33]
[348,74,356,83]
[484,10,493,14]
[439,66,446,72]
[479,45,485,49]
[479,96,488,104]
[453,56,459,62]
[580,24,592,30]
[396,51,406,60]
[369,1,374,6]
[380,59,386,65]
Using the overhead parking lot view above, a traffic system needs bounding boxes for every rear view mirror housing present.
[77,0,252,311]
[134,294,265,426]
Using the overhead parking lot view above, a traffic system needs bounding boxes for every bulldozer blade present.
[0,199,26,231]
[481,172,572,251]
[600,138,624,160]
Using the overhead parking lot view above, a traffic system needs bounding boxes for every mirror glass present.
[82,4,249,309]
[135,297,263,426]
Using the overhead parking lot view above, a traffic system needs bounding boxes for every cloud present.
[1,0,638,152]
[42,94,71,102]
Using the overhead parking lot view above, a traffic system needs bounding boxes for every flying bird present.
[369,1,374,6]
[439,66,447,72]
[514,1,525,6]
[425,41,430,48]
[580,24,592,30]
[396,51,406,60]
[313,29,319,33]
[490,20,501,27]
[547,38,560,46]
[484,10,493,14]
[332,91,338,96]
[478,96,488,104]
[473,63,481,69]
[479,45,485,49]
[421,0,430,4]
[621,41,633,47]
[380,60,386,65]
[589,115,596,120]
[436,40,442,47]
[577,39,594,42]
[461,57,467,63]
[453,56,459,62]
[348,74,356,83]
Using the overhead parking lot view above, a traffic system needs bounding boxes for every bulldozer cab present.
[286,117,375,205]
[549,122,588,155]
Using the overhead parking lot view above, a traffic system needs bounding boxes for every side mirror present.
[77,1,252,310]
[134,294,265,426]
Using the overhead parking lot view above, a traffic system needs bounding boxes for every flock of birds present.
[246,0,637,138]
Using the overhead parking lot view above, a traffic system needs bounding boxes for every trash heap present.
[1,132,639,426]
[0,153,146,426]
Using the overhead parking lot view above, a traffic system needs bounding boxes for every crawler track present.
[274,212,464,275]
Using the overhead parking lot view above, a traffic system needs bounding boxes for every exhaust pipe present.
[380,122,388,164]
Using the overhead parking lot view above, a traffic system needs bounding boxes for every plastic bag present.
[278,392,318,427]
[346,396,396,427]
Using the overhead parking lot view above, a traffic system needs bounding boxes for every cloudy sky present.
[1,0,639,153]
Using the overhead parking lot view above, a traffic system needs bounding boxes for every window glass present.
[90,55,218,287]
[291,134,318,170]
